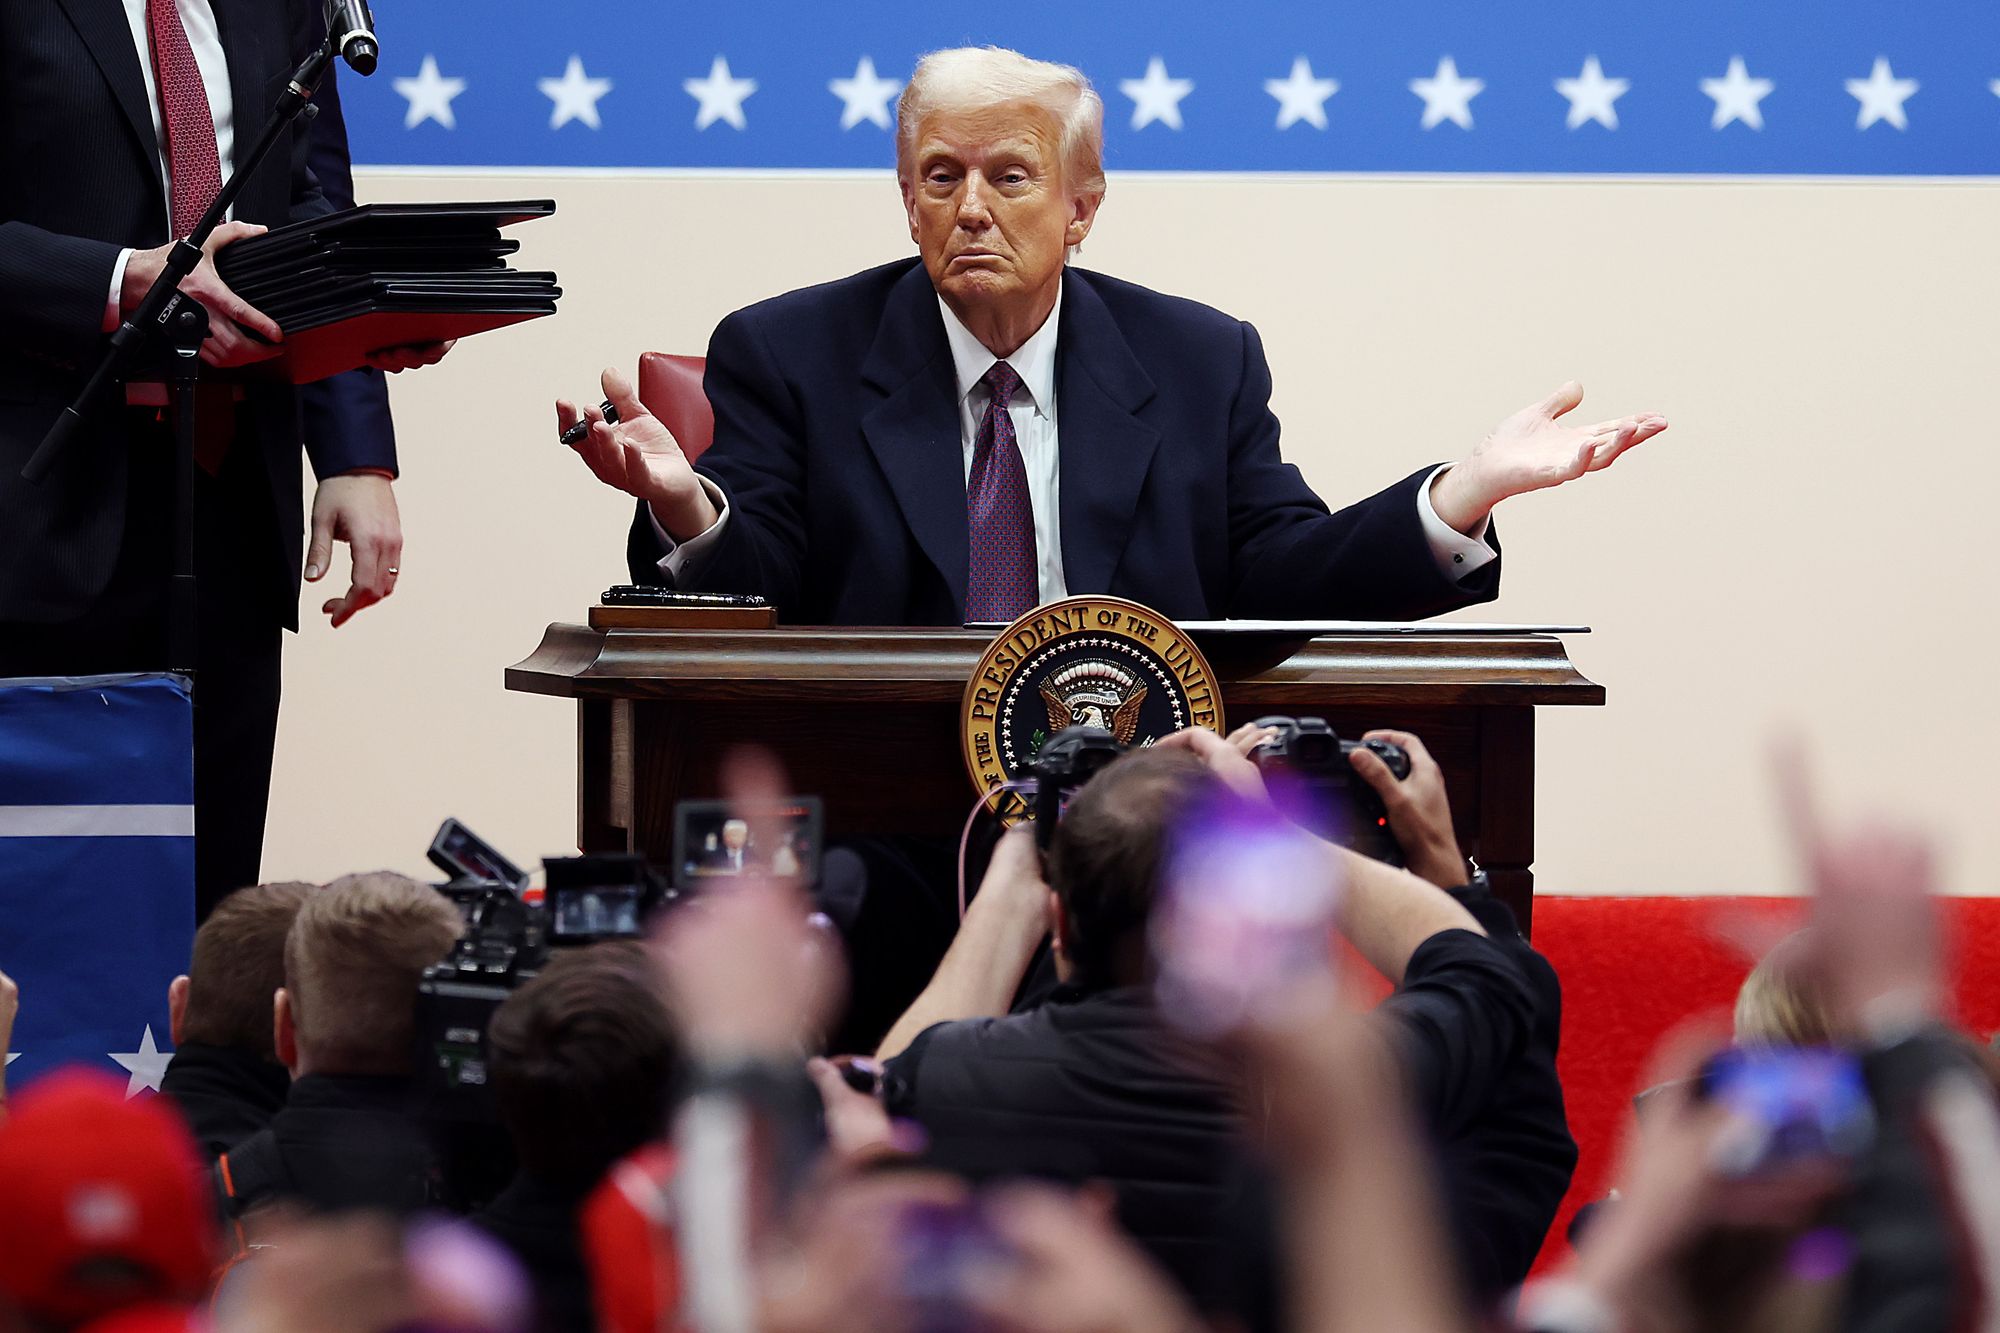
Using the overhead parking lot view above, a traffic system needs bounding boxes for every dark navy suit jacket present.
[0,0,394,626]
[629,259,1499,626]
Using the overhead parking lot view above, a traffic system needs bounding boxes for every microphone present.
[322,0,379,76]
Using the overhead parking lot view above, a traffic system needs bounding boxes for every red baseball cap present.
[0,1069,218,1327]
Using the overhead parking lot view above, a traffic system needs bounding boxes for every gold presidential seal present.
[961,596,1226,813]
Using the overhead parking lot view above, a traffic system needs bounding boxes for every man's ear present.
[1047,889,1067,953]
[167,975,190,1047]
[273,988,298,1073]
[1064,189,1103,250]
[900,176,921,246]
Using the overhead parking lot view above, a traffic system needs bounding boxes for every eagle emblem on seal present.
[1040,660,1148,745]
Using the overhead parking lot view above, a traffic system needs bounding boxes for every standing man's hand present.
[365,340,454,374]
[1428,381,1667,536]
[557,367,718,540]
[1348,729,1470,888]
[306,473,402,627]
[121,221,284,369]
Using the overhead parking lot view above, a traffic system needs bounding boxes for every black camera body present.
[1030,725,1128,850]
[1249,716,1410,866]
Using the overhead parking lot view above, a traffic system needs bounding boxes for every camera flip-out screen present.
[672,797,823,889]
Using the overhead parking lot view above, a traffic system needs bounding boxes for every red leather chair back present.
[635,353,713,463]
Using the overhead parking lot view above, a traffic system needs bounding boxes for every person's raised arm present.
[874,826,1051,1062]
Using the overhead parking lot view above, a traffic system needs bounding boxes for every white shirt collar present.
[937,281,1062,419]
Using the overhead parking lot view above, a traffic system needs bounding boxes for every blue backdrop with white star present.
[346,0,2000,175]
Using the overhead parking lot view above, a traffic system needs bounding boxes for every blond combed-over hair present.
[896,47,1106,199]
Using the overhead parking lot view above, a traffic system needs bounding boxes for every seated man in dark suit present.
[560,45,1664,627]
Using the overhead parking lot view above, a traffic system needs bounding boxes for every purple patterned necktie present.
[965,361,1038,623]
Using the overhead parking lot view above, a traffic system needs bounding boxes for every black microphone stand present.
[22,35,340,675]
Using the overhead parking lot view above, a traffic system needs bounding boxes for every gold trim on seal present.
[959,596,1226,806]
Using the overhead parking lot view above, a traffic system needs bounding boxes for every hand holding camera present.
[1344,729,1472,891]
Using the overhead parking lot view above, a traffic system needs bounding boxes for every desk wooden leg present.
[578,698,631,854]
[1477,706,1536,934]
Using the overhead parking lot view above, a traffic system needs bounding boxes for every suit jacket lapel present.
[860,264,972,617]
[1054,271,1160,596]
[52,0,161,208]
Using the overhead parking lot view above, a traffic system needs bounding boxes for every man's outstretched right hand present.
[557,366,719,541]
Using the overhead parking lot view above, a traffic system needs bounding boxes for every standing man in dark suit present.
[0,0,447,917]
[562,46,1666,626]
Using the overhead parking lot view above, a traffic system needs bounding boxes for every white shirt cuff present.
[651,476,730,583]
[1417,463,1496,583]
[106,248,134,333]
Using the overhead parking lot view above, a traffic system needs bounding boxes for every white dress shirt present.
[105,0,236,330]
[655,282,1496,597]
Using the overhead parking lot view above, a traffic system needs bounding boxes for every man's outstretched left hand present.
[1429,380,1667,536]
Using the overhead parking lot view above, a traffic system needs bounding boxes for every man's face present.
[902,101,1099,319]
[722,821,748,852]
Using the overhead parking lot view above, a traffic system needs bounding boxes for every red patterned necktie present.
[146,0,224,240]
[965,361,1039,623]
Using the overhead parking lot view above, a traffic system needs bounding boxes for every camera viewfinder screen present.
[549,885,643,940]
[674,799,821,886]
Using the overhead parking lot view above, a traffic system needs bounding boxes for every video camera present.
[1248,716,1410,866]
[416,819,674,1129]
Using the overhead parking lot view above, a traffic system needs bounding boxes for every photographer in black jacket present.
[160,881,315,1160]
[873,728,1554,1314]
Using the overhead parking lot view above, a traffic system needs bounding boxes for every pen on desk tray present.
[559,399,619,446]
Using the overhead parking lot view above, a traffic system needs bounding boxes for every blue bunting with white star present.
[0,675,193,1098]
[347,0,2000,175]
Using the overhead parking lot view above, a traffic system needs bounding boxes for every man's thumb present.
[1347,745,1396,798]
[1542,379,1585,418]
[304,521,333,581]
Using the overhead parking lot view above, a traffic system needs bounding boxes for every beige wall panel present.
[265,170,1998,895]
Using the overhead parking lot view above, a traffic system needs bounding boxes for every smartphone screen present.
[1151,800,1342,1037]
[1697,1046,1874,1172]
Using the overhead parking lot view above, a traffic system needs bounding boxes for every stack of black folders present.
[213,199,561,384]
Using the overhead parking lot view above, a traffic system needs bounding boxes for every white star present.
[1411,56,1484,131]
[685,55,756,132]
[539,55,612,131]
[830,56,900,131]
[1992,79,2000,102]
[4,1052,17,1066]
[108,1025,171,1099]
[1701,57,1775,131]
[1119,57,1193,131]
[1555,56,1629,130]
[392,55,466,131]
[1265,56,1338,131]
[1847,57,1917,131]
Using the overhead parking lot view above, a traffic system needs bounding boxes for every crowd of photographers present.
[2,720,1999,1333]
